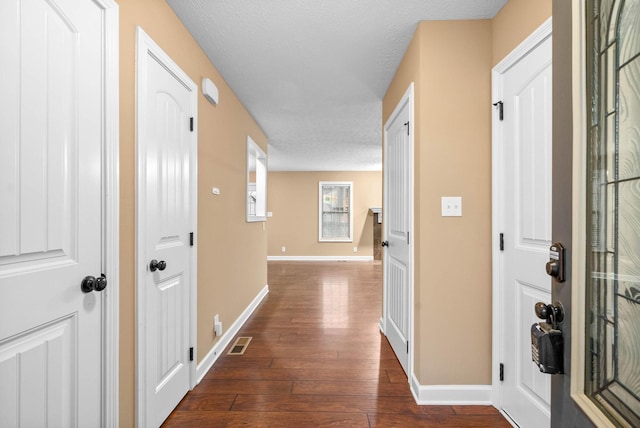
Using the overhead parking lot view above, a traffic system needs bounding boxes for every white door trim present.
[491,17,552,409]
[135,26,198,427]
[382,82,415,379]
[100,1,120,426]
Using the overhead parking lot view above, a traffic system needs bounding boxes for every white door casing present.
[0,0,119,426]
[382,83,414,376]
[492,19,553,428]
[136,27,198,428]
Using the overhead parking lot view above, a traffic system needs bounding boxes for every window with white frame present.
[319,181,353,242]
[246,136,267,222]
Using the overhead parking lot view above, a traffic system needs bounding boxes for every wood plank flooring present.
[162,261,510,427]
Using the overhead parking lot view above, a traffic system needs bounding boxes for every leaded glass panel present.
[586,0,640,426]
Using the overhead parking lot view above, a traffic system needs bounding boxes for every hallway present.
[162,262,510,427]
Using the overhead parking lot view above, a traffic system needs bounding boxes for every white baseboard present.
[195,284,269,383]
[410,374,493,405]
[267,255,374,261]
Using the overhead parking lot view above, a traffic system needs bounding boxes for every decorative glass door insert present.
[586,0,640,426]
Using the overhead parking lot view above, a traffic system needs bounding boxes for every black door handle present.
[149,259,167,272]
[381,241,389,247]
[81,274,108,293]
[535,301,564,326]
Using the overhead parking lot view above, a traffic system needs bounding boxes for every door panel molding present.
[135,26,198,428]
[382,82,414,378]
[491,17,552,424]
[0,0,119,425]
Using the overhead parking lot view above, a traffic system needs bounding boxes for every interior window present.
[318,181,353,242]
[246,136,267,222]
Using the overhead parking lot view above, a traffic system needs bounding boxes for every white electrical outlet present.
[281,246,286,253]
[353,246,358,253]
[214,314,222,336]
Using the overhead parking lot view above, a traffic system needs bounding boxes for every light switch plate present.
[441,196,462,217]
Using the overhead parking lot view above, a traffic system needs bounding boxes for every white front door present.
[383,84,413,375]
[136,28,198,428]
[494,22,553,428]
[0,0,115,426]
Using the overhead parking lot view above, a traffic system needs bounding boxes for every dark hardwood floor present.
[162,261,510,427]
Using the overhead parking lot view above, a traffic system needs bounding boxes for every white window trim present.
[246,136,267,222]
[318,181,353,242]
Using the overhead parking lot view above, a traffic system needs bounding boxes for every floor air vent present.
[227,336,252,355]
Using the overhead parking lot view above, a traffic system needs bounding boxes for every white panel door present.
[136,28,197,428]
[383,85,413,375]
[0,0,108,426]
[500,33,553,428]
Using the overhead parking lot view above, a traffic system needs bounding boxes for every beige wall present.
[267,172,381,257]
[492,0,552,66]
[382,0,552,387]
[112,0,552,423]
[118,1,267,426]
[384,20,493,385]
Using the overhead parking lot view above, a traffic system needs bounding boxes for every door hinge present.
[499,233,504,251]
[493,101,504,121]
[189,347,194,362]
[404,121,410,135]
[190,117,194,132]
[407,231,410,245]
[190,232,194,247]
[499,363,504,381]
[407,341,409,353]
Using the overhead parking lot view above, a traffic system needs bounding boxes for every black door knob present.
[535,301,564,326]
[381,241,389,247]
[81,274,107,293]
[94,274,108,291]
[150,259,167,272]
[81,276,96,293]
[535,302,551,320]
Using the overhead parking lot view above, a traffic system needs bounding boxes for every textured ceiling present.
[167,0,507,171]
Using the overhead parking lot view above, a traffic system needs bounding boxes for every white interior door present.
[136,28,197,428]
[0,0,113,426]
[383,84,413,375]
[494,23,553,428]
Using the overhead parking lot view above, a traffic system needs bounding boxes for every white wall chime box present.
[202,77,219,105]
